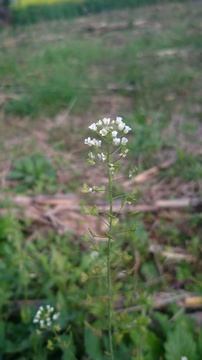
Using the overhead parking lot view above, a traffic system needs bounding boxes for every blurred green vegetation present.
[9,0,190,25]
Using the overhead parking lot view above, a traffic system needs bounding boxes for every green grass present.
[2,2,202,122]
[10,0,190,25]
[0,1,201,178]
[1,40,103,117]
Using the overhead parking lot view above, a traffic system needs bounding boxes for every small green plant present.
[81,116,142,358]
[7,154,56,192]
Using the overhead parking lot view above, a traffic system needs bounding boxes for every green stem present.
[107,140,114,360]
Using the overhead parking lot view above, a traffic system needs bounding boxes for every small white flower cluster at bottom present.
[33,305,60,329]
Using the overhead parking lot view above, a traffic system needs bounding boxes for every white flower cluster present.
[84,117,131,163]
[33,305,60,329]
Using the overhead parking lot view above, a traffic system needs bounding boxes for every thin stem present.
[107,141,114,360]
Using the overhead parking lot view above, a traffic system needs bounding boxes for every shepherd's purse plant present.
[81,116,139,359]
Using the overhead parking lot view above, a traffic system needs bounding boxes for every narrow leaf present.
[126,196,136,203]
[104,232,115,240]
[88,228,96,238]
[129,211,140,217]
[105,212,117,219]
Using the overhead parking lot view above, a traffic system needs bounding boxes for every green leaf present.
[132,185,139,195]
[104,232,115,240]
[47,340,54,351]
[121,195,137,206]
[165,323,197,360]
[128,222,138,232]
[122,251,132,262]
[88,228,96,238]
[61,333,76,360]
[121,197,126,207]
[82,233,90,242]
[91,205,99,216]
[81,205,91,215]
[105,212,117,219]
[81,205,99,216]
[0,321,5,350]
[111,217,119,227]
[84,328,103,360]
[129,211,140,217]
[6,171,24,180]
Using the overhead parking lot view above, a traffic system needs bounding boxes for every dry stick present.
[12,292,202,315]
[0,194,202,211]
[120,292,202,313]
[85,20,147,34]
[149,244,197,263]
[0,197,201,235]
[123,157,177,187]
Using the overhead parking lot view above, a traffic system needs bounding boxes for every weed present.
[7,154,56,192]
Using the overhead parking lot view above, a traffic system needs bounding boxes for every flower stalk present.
[107,139,114,359]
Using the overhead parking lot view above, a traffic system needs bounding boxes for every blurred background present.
[0,0,202,359]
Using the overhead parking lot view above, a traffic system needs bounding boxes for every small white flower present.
[53,313,60,320]
[108,163,116,174]
[96,120,103,126]
[89,123,97,131]
[40,320,45,329]
[181,357,188,360]
[98,153,106,162]
[123,126,131,134]
[111,120,115,124]
[88,152,95,159]
[120,148,129,158]
[112,131,118,138]
[84,137,93,146]
[93,139,101,147]
[99,128,108,136]
[116,116,123,124]
[34,305,60,330]
[118,122,125,131]
[113,138,121,146]
[121,137,128,145]
[102,117,110,125]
